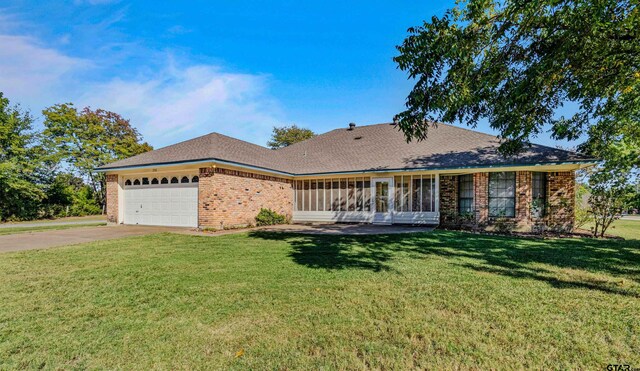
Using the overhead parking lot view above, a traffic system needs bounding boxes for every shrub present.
[255,208,288,226]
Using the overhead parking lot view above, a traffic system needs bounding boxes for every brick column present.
[106,174,119,224]
[547,171,576,232]
[439,175,458,225]
[516,171,532,228]
[473,172,488,226]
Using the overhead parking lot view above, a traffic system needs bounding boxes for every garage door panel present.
[124,183,198,228]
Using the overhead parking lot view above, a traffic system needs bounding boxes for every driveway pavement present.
[0,225,184,253]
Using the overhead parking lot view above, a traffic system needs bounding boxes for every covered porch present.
[292,173,440,225]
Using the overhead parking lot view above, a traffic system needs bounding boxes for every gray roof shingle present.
[98,123,594,174]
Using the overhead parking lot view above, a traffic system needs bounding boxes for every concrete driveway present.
[0,225,184,253]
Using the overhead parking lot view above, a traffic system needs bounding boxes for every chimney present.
[348,122,356,130]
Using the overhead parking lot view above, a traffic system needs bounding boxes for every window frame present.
[458,174,474,215]
[531,172,547,219]
[488,172,516,218]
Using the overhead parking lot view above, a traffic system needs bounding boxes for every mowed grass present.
[583,218,640,240]
[0,230,639,369]
[0,223,107,236]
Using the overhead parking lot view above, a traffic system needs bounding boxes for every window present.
[191,176,199,183]
[347,178,355,211]
[422,176,433,212]
[293,177,372,212]
[133,179,140,185]
[489,172,516,217]
[339,179,347,211]
[181,176,189,183]
[125,179,132,186]
[458,175,474,215]
[318,180,324,211]
[411,177,421,212]
[324,179,332,211]
[142,177,149,185]
[171,177,179,184]
[296,181,303,211]
[363,179,371,211]
[332,179,339,211]
[394,176,410,212]
[303,180,310,211]
[310,180,317,211]
[356,178,364,211]
[151,178,159,184]
[161,177,168,184]
[532,172,546,218]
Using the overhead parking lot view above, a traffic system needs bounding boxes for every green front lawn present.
[0,223,107,236]
[584,218,640,240]
[0,230,639,369]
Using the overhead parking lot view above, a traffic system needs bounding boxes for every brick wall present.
[546,171,575,232]
[439,175,458,225]
[438,170,576,233]
[198,167,294,229]
[516,171,532,229]
[106,174,119,224]
[473,173,489,226]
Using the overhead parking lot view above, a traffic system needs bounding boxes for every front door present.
[372,178,393,224]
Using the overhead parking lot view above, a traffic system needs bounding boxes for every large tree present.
[267,125,316,149]
[0,93,46,221]
[394,0,639,161]
[42,104,152,211]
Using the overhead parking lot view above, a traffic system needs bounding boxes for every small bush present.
[255,208,288,226]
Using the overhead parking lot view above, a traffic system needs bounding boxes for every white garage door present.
[124,177,198,228]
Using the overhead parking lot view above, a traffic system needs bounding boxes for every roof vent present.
[348,122,356,130]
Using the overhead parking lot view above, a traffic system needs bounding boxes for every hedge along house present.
[97,123,595,232]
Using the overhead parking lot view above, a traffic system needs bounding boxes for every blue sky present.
[0,0,580,149]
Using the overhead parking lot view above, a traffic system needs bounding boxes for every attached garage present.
[123,175,199,228]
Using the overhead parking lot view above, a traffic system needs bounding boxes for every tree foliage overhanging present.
[394,0,639,164]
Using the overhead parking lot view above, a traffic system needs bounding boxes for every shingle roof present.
[97,123,594,174]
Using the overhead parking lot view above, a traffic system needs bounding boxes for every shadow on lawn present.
[248,229,640,297]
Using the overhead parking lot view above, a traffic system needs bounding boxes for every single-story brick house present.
[97,123,594,232]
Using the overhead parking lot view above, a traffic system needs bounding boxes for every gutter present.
[95,158,596,177]
[94,158,295,177]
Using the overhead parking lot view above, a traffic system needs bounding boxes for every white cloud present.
[0,34,90,109]
[0,31,283,148]
[80,64,282,146]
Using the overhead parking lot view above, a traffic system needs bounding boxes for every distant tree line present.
[0,92,151,222]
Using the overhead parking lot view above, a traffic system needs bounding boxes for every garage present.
[123,175,199,228]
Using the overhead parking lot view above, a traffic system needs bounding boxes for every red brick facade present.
[439,175,458,225]
[473,172,489,226]
[198,167,294,229]
[104,168,575,233]
[105,174,119,224]
[439,170,576,232]
[546,171,576,232]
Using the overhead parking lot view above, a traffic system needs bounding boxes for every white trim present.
[372,177,394,224]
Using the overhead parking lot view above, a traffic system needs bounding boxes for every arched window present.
[161,177,168,184]
[151,178,159,185]
[142,177,149,185]
[171,177,179,184]
[125,179,132,186]
[133,179,140,185]
[181,176,189,183]
[191,176,199,183]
